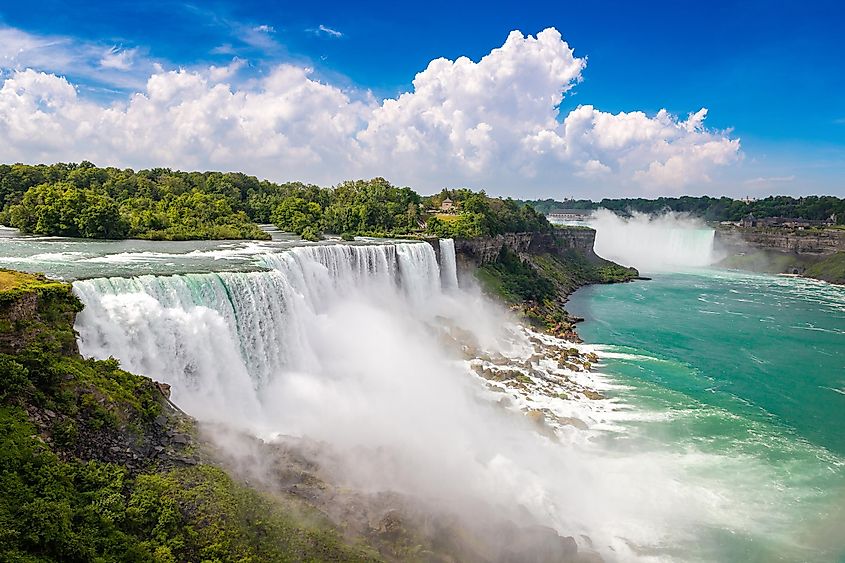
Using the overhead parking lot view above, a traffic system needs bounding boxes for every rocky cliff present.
[451,227,599,268]
[715,226,845,283]
[716,226,845,256]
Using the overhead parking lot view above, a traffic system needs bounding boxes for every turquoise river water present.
[2,225,844,561]
[568,269,845,562]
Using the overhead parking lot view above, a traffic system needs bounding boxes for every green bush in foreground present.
[0,280,377,562]
[0,406,374,563]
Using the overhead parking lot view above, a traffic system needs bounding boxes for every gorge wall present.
[715,226,845,283]
[450,228,598,268]
[716,226,845,256]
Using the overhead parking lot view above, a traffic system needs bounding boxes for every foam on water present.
[69,240,845,561]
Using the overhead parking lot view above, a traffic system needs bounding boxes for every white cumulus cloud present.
[0,27,741,196]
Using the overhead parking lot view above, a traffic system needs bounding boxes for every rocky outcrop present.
[716,226,845,256]
[451,228,598,267]
[0,271,81,355]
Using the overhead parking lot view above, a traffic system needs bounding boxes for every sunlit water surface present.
[568,269,845,561]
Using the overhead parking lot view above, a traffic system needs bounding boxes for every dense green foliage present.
[0,277,376,562]
[267,177,423,238]
[478,246,556,303]
[0,404,374,563]
[424,189,551,238]
[0,162,556,241]
[521,195,845,224]
[10,182,128,239]
[0,162,271,240]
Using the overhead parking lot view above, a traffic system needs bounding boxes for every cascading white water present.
[71,238,777,561]
[439,238,459,290]
[74,242,445,421]
[588,209,717,271]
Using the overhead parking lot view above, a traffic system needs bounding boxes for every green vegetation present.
[477,247,555,303]
[424,189,551,238]
[0,163,269,240]
[0,404,374,563]
[476,244,638,337]
[521,195,845,224]
[0,270,67,294]
[0,162,558,241]
[805,252,845,284]
[0,274,377,562]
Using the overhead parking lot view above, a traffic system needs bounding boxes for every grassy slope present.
[0,273,377,563]
[476,247,638,338]
[805,252,845,284]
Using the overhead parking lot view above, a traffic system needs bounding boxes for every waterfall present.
[588,209,716,271]
[69,238,736,559]
[439,238,459,290]
[73,242,446,424]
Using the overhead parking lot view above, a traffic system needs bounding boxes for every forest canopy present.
[0,162,553,241]
[3,162,841,241]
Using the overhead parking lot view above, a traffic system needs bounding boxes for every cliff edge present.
[715,226,845,284]
[449,227,639,339]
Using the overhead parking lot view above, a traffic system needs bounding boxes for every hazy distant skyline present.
[0,0,842,198]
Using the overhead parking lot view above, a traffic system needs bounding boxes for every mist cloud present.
[589,209,718,271]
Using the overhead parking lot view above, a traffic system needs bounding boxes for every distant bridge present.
[546,209,592,221]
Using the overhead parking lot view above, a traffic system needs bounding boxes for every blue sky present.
[0,0,843,198]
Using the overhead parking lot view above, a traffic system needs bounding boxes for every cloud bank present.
[0,27,740,196]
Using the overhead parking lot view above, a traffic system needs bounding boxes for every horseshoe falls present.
[59,239,845,562]
[588,209,718,271]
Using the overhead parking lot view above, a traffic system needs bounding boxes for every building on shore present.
[741,213,837,229]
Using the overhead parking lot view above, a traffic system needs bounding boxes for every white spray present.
[72,239,793,561]
[588,209,717,272]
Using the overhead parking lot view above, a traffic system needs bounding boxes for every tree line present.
[0,162,552,240]
[520,195,845,224]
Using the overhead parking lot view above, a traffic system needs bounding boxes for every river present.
[1,225,843,561]
[568,270,845,561]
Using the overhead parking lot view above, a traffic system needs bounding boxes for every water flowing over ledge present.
[69,239,845,561]
[70,240,652,559]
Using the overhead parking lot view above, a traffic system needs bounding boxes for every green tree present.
[271,197,323,235]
